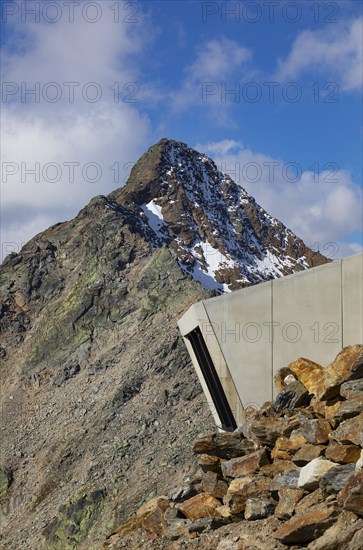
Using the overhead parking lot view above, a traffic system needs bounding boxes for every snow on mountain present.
[110,139,328,292]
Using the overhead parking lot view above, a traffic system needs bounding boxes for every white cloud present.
[275,17,363,92]
[1,2,151,259]
[196,140,363,258]
[171,37,252,111]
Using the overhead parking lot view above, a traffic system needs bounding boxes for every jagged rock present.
[340,379,363,400]
[325,397,363,425]
[167,518,191,540]
[271,434,306,461]
[274,469,300,489]
[292,415,331,445]
[319,345,363,400]
[307,511,362,550]
[193,433,255,459]
[274,502,338,544]
[330,413,363,446]
[337,471,363,515]
[347,526,363,549]
[223,476,275,514]
[274,380,310,411]
[260,460,298,478]
[201,471,229,499]
[288,358,325,396]
[241,414,289,448]
[244,498,277,520]
[295,488,325,514]
[325,442,361,464]
[291,346,363,401]
[177,493,222,521]
[292,443,325,466]
[319,463,355,495]
[297,458,337,490]
[275,488,304,519]
[221,450,269,478]
[189,516,229,534]
[198,454,224,474]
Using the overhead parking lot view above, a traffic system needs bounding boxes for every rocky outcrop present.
[103,345,363,549]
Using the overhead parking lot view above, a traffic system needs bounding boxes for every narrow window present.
[186,328,237,431]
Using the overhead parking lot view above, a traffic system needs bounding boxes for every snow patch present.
[141,200,167,238]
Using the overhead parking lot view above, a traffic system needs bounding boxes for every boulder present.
[201,471,229,499]
[241,414,289,448]
[293,416,331,445]
[325,442,361,464]
[319,345,363,400]
[193,433,255,459]
[288,358,325,396]
[221,450,269,478]
[325,397,363,425]
[178,493,222,521]
[292,444,325,466]
[167,518,191,540]
[274,380,310,411]
[275,488,304,519]
[337,470,363,516]
[295,488,325,515]
[274,469,300,489]
[319,463,355,495]
[340,379,363,400]
[274,502,338,544]
[307,511,362,550]
[198,454,224,474]
[223,476,274,515]
[330,413,363,446]
[244,498,277,520]
[297,458,336,491]
[271,435,306,461]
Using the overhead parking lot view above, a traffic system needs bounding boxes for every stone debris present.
[102,345,363,549]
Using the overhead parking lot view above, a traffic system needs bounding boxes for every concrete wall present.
[178,253,363,429]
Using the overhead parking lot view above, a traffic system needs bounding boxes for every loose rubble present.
[102,344,363,549]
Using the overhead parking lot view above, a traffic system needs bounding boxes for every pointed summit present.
[110,139,328,292]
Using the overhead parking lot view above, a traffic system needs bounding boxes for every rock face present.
[102,345,363,549]
[0,139,329,549]
[111,139,328,292]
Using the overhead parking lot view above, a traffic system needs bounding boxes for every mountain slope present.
[110,139,328,291]
[0,139,328,549]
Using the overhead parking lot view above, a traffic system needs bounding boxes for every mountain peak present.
[109,140,328,292]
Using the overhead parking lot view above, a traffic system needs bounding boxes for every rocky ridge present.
[111,139,328,292]
[102,344,363,549]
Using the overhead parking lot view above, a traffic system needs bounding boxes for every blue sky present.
[1,0,362,260]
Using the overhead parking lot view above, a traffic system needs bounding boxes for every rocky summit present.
[111,139,327,292]
[0,139,328,549]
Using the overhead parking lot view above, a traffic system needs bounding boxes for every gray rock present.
[274,381,310,412]
[320,463,355,495]
[275,470,300,489]
[244,498,277,520]
[340,379,363,399]
[167,518,191,540]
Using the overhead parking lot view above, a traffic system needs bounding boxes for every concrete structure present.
[178,253,363,430]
